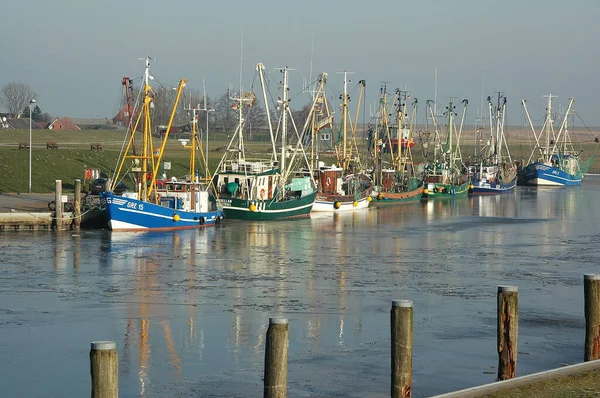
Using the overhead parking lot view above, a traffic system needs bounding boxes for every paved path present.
[0,193,58,212]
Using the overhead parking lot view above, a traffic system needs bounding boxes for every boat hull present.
[522,162,582,186]
[219,191,317,220]
[312,195,370,212]
[421,181,470,200]
[371,184,424,204]
[312,186,372,212]
[101,193,223,231]
[471,176,517,194]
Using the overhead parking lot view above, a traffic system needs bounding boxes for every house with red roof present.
[47,117,80,130]
[113,104,135,127]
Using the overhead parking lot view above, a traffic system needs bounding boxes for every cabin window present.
[234,178,240,185]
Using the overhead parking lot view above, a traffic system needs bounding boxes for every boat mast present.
[455,99,468,167]
[434,68,438,117]
[201,78,214,172]
[342,71,348,168]
[350,79,366,170]
[188,107,199,182]
[543,94,557,163]
[149,78,186,198]
[256,63,277,164]
[280,66,290,173]
[397,89,405,173]
[552,97,575,159]
[141,56,152,201]
[500,95,511,163]
[447,98,454,165]
[521,99,543,165]
[495,92,502,165]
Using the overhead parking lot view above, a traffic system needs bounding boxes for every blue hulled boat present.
[102,56,223,231]
[102,191,222,231]
[521,158,584,186]
[521,95,593,187]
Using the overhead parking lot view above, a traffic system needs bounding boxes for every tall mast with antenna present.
[337,70,355,169]
[434,68,438,117]
[201,78,214,171]
[309,32,314,98]
[278,66,293,174]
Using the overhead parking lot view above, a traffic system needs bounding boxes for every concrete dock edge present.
[431,359,600,398]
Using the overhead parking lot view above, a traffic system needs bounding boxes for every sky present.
[2,0,599,125]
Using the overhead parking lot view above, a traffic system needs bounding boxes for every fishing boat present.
[211,64,317,220]
[421,98,471,200]
[469,93,517,194]
[309,72,372,212]
[371,86,424,204]
[521,94,595,186]
[101,56,224,231]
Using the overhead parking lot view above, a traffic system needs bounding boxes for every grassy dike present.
[0,129,228,193]
[482,369,600,397]
[1,128,599,193]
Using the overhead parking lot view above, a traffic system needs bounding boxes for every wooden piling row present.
[53,179,63,231]
[83,277,598,397]
[584,274,600,362]
[391,300,413,398]
[264,318,289,398]
[90,341,118,398]
[497,285,519,381]
[74,179,81,230]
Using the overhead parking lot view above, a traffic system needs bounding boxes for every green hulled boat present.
[212,64,318,220]
[371,87,424,204]
[421,98,471,201]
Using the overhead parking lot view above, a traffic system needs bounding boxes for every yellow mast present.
[111,57,186,203]
[149,79,186,198]
[348,80,366,170]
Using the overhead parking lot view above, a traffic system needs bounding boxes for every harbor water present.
[1,178,600,397]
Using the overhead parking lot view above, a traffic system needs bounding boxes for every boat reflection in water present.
[5,179,600,397]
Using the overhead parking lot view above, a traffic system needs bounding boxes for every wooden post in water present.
[73,179,81,230]
[264,318,289,398]
[54,180,63,231]
[497,285,518,380]
[584,274,600,361]
[391,299,413,398]
[90,341,118,398]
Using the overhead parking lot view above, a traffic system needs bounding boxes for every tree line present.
[0,82,52,123]
[133,85,312,140]
[1,80,312,134]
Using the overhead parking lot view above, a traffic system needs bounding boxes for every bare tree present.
[215,90,237,134]
[246,102,267,141]
[292,103,312,131]
[151,85,187,133]
[0,82,37,117]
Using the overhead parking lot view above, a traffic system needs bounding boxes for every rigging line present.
[573,111,598,140]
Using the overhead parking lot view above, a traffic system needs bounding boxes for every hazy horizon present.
[2,0,598,126]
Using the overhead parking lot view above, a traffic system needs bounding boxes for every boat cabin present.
[214,160,280,201]
[318,164,344,195]
[140,178,216,212]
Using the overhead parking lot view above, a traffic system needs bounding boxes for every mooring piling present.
[497,285,519,381]
[584,274,600,361]
[90,341,118,398]
[53,179,63,231]
[264,317,289,398]
[73,179,81,230]
[391,299,413,398]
